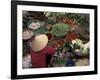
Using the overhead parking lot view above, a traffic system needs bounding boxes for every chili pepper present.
[64,31,77,42]
[59,17,79,30]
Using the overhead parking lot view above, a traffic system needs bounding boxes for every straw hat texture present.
[31,34,48,52]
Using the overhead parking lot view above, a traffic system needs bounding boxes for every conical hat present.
[31,34,48,52]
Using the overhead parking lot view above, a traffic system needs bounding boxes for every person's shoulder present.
[45,46,55,52]
[45,46,53,49]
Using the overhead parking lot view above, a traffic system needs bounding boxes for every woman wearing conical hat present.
[23,34,55,68]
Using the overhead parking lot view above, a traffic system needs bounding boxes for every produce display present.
[22,11,90,68]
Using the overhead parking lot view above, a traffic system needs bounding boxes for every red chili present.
[64,31,77,42]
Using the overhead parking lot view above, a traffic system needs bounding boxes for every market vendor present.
[22,34,55,68]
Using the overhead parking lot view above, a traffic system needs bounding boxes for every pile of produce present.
[23,11,90,67]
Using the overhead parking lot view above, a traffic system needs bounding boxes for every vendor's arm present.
[46,46,55,54]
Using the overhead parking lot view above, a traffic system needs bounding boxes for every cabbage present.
[51,23,70,37]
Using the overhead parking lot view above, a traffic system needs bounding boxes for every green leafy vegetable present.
[34,27,48,35]
[51,23,70,37]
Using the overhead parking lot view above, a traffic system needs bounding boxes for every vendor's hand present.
[54,47,58,50]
